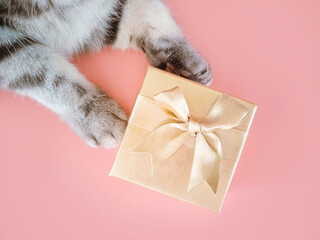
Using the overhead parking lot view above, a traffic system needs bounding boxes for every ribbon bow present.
[133,87,249,194]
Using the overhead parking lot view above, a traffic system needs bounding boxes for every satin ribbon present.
[133,87,249,194]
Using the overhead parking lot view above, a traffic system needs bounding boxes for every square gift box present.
[110,66,257,213]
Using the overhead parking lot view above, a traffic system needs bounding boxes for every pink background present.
[1,0,320,239]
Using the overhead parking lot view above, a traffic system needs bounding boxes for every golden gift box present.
[110,66,257,213]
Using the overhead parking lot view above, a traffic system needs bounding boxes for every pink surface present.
[1,0,319,239]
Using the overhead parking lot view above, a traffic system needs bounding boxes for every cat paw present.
[63,87,128,148]
[141,38,213,86]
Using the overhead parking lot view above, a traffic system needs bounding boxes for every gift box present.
[110,66,257,213]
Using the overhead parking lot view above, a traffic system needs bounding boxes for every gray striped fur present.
[0,0,212,148]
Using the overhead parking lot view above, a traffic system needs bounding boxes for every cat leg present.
[113,0,213,85]
[0,36,127,148]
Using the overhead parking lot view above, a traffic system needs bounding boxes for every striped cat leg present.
[113,0,213,85]
[0,36,127,148]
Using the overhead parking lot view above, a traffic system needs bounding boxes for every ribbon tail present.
[132,123,189,175]
[188,133,221,194]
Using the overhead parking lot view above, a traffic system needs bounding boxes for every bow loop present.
[201,94,249,131]
[154,87,190,122]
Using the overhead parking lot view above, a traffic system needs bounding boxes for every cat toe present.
[143,38,213,86]
[82,116,127,149]
[100,117,127,148]
[65,87,128,149]
[163,61,213,86]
